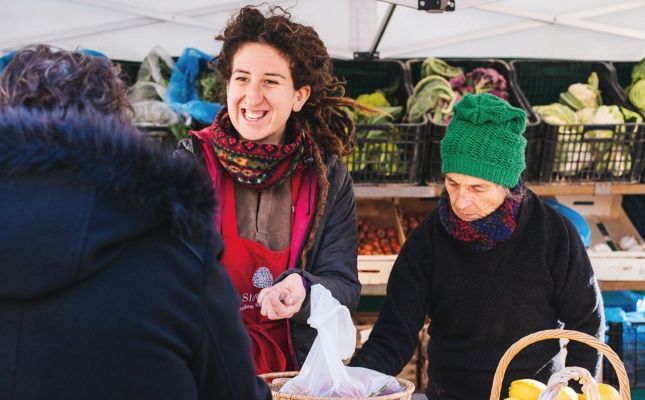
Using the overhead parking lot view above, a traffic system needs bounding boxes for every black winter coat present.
[0,108,271,400]
[351,191,604,399]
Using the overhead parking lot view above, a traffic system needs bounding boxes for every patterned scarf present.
[438,181,525,252]
[209,110,317,190]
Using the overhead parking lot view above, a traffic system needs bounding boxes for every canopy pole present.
[355,3,396,60]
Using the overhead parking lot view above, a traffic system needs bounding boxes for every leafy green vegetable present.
[136,46,175,86]
[344,91,406,177]
[631,58,645,84]
[559,73,601,111]
[197,71,225,103]
[420,57,463,79]
[356,92,391,108]
[533,103,578,124]
[533,72,642,178]
[406,75,456,123]
[627,79,645,112]
[408,60,508,124]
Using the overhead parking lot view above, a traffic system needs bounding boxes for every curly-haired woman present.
[0,44,133,123]
[177,6,361,374]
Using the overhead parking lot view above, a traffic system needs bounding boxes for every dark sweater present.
[351,191,604,400]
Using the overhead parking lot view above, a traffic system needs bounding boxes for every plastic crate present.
[623,195,645,239]
[512,60,645,183]
[113,60,141,87]
[604,321,645,389]
[614,61,637,90]
[406,58,542,183]
[333,59,427,184]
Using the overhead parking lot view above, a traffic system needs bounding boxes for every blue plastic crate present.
[604,321,645,388]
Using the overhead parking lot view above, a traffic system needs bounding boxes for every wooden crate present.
[555,194,645,281]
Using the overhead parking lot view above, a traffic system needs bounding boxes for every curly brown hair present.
[0,45,133,124]
[213,5,359,157]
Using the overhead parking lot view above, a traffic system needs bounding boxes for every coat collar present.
[0,107,215,239]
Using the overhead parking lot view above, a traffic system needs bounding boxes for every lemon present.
[553,387,578,400]
[509,379,547,400]
[580,383,620,400]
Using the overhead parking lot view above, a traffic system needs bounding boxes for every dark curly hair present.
[0,45,133,124]
[214,5,359,157]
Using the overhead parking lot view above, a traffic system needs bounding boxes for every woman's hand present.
[257,274,306,320]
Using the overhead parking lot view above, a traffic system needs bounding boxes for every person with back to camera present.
[0,45,271,399]
[350,93,604,399]
[177,6,362,374]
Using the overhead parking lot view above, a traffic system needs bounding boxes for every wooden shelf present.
[361,280,645,297]
[353,182,645,198]
[599,281,645,291]
[361,279,645,296]
[353,183,440,198]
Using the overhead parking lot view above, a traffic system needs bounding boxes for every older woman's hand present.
[257,273,306,320]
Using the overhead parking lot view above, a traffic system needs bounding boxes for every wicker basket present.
[489,329,631,400]
[260,371,415,400]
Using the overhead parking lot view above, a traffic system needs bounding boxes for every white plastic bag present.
[538,367,599,400]
[279,284,402,397]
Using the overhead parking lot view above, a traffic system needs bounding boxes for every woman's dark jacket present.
[178,134,361,366]
[0,108,271,400]
[351,191,604,399]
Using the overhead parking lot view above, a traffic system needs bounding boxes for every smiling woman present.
[225,42,310,144]
[175,5,365,376]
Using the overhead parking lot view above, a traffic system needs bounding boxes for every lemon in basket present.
[553,387,578,400]
[508,379,546,400]
[580,383,620,400]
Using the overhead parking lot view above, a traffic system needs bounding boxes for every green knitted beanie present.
[440,93,527,187]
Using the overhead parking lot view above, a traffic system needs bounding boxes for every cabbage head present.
[627,79,645,112]
[533,103,577,124]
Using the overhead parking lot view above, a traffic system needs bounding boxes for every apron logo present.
[252,266,274,289]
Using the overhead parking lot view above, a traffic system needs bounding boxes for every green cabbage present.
[533,103,578,124]
[420,58,463,79]
[627,79,645,112]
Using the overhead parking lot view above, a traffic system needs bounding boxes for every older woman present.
[350,93,604,400]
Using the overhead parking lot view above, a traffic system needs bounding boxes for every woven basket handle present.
[259,371,298,382]
[488,329,631,400]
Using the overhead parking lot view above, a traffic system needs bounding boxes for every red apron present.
[220,172,302,375]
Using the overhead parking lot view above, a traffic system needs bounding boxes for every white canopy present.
[2,0,645,62]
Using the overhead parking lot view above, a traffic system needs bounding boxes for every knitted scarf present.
[438,181,525,252]
[209,110,317,190]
